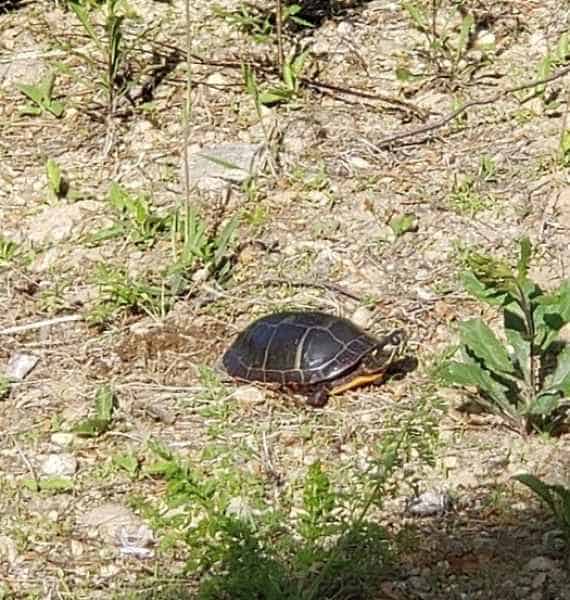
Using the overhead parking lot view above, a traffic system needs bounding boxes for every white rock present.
[39,453,77,476]
[50,433,74,448]
[6,352,39,381]
[351,306,373,329]
[184,143,265,192]
[79,503,155,557]
[233,385,266,405]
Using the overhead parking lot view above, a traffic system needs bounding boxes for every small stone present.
[50,433,74,448]
[351,306,373,329]
[80,503,154,557]
[233,385,266,405]
[27,204,83,244]
[70,539,85,559]
[531,572,547,589]
[406,489,453,516]
[5,352,39,381]
[526,556,556,571]
[416,285,438,301]
[185,143,265,192]
[39,453,77,476]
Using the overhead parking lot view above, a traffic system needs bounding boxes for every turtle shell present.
[222,311,380,387]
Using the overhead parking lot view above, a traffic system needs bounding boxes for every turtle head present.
[362,329,407,373]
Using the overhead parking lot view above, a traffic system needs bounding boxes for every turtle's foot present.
[305,387,330,408]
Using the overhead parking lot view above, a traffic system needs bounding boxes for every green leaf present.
[514,474,558,513]
[437,360,510,407]
[23,477,74,492]
[70,1,101,46]
[548,345,570,395]
[95,384,114,420]
[17,82,44,104]
[527,392,561,416]
[46,159,62,196]
[516,237,532,281]
[213,213,239,269]
[459,319,514,375]
[389,213,418,238]
[73,417,112,437]
[461,271,509,306]
[505,327,530,383]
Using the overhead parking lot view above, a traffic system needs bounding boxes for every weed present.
[448,175,492,216]
[478,155,497,182]
[17,72,65,117]
[88,265,170,325]
[400,1,483,85]
[436,237,570,434]
[73,384,116,436]
[169,205,239,286]
[0,376,10,400]
[535,32,569,100]
[0,236,18,266]
[390,213,419,238]
[88,183,170,247]
[45,158,68,201]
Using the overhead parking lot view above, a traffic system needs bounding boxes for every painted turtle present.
[222,310,406,407]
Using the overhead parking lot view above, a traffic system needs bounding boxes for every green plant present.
[73,384,116,436]
[69,0,127,115]
[389,213,418,238]
[0,237,18,266]
[169,205,239,286]
[400,1,481,84]
[448,174,492,216]
[0,376,10,400]
[436,238,570,434]
[45,158,68,201]
[535,32,569,99]
[514,473,570,564]
[89,265,170,325]
[88,183,170,247]
[17,72,65,117]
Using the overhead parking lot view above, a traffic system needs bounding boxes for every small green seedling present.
[17,72,64,118]
[389,213,418,238]
[0,376,10,400]
[0,237,18,266]
[46,158,68,201]
[437,237,570,434]
[73,384,116,437]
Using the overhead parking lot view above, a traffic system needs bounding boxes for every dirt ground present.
[2,0,570,598]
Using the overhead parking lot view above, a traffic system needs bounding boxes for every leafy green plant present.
[437,238,570,434]
[88,183,170,247]
[400,1,482,84]
[73,384,116,436]
[17,72,65,117]
[169,205,239,286]
[89,265,170,326]
[514,473,570,563]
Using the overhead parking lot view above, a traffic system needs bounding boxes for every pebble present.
[6,353,39,381]
[233,385,266,405]
[39,453,77,476]
[526,556,556,571]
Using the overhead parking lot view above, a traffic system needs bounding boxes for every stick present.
[0,315,83,336]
